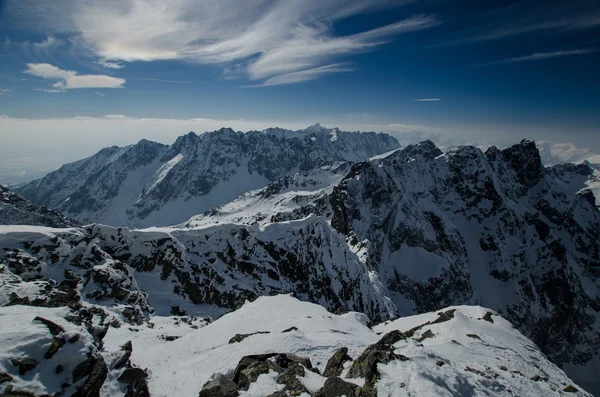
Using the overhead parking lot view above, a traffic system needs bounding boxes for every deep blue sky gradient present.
[0,0,598,147]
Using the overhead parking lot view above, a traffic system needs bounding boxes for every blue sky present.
[0,0,599,180]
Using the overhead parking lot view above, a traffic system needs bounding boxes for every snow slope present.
[16,125,399,227]
[2,294,589,397]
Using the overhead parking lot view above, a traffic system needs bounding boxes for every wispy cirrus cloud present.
[0,88,12,95]
[4,0,438,86]
[24,63,126,90]
[34,88,65,93]
[483,48,597,66]
[415,98,441,101]
[97,59,125,69]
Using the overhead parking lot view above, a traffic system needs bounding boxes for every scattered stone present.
[416,329,435,342]
[323,347,353,377]
[273,353,312,370]
[68,334,81,344]
[433,309,456,324]
[563,385,579,393]
[113,341,133,369]
[199,374,238,397]
[436,361,446,367]
[72,354,108,397]
[347,330,409,381]
[314,377,360,397]
[530,375,541,382]
[499,365,508,371]
[282,326,299,333]
[118,368,148,384]
[160,335,181,342]
[11,357,39,375]
[481,312,494,323]
[276,363,307,394]
[44,337,66,359]
[228,331,270,344]
[465,366,486,377]
[33,316,65,335]
[265,392,287,397]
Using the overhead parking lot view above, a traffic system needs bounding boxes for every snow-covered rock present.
[16,125,399,227]
[2,138,600,395]
[0,185,78,227]
[2,295,588,397]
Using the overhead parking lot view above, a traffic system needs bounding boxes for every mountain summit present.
[16,125,399,227]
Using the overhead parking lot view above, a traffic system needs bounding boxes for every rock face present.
[327,140,600,388]
[16,125,399,227]
[0,185,78,227]
[2,139,600,394]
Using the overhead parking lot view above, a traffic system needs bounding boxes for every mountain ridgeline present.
[2,130,600,394]
[16,124,400,227]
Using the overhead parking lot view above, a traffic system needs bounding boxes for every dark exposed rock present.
[124,378,151,397]
[347,330,409,382]
[563,385,579,392]
[72,354,108,397]
[436,361,446,367]
[415,329,435,342]
[10,357,39,375]
[314,377,360,397]
[0,372,13,383]
[1,385,37,396]
[33,316,65,336]
[275,363,307,394]
[273,353,312,370]
[117,368,148,384]
[323,347,353,377]
[282,326,299,333]
[481,312,494,323]
[228,331,270,344]
[113,341,133,369]
[466,334,482,340]
[199,374,238,397]
[265,392,287,397]
[44,337,66,359]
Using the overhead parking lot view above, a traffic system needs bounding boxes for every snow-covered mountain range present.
[15,125,399,228]
[1,136,599,395]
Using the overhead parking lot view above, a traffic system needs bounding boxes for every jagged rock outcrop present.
[0,185,78,227]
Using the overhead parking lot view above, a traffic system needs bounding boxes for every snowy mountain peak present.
[305,123,326,133]
[17,126,400,227]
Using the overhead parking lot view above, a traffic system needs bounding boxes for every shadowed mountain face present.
[0,184,78,227]
[15,125,400,228]
[2,138,599,394]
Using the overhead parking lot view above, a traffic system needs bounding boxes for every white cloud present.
[97,59,125,69]
[415,98,441,101]
[34,88,65,93]
[6,0,438,86]
[495,48,597,64]
[0,88,11,95]
[249,63,356,87]
[94,91,105,96]
[24,63,126,89]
